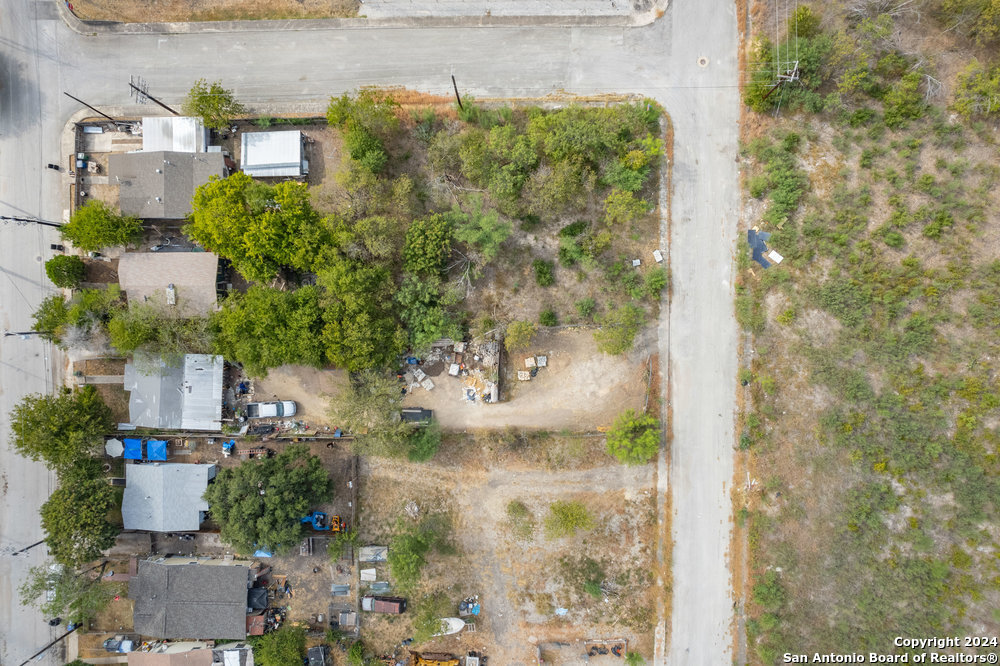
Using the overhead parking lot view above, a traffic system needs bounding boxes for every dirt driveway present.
[402,327,654,432]
[356,452,659,664]
[252,365,347,427]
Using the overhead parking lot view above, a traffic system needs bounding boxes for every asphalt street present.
[0,2,739,663]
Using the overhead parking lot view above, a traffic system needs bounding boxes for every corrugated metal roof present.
[118,252,219,318]
[122,463,216,532]
[143,117,208,153]
[124,353,223,431]
[241,131,303,177]
[110,151,225,219]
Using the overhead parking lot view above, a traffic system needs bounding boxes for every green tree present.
[19,562,114,624]
[32,288,124,346]
[953,59,1000,117]
[544,500,594,538]
[8,387,112,472]
[45,256,86,289]
[187,173,322,282]
[107,304,212,355]
[411,592,453,643]
[203,445,332,554]
[594,302,646,355]
[606,409,660,465]
[32,294,71,342]
[603,188,650,227]
[453,195,512,264]
[395,273,463,352]
[327,89,400,174]
[404,213,454,275]
[327,369,412,457]
[183,79,246,132]
[505,320,536,352]
[41,477,119,567]
[61,200,142,252]
[318,258,406,371]
[387,518,450,593]
[407,421,441,462]
[253,624,306,666]
[938,0,1000,45]
[212,286,325,377]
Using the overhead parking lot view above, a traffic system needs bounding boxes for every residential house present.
[117,252,220,318]
[122,463,216,532]
[109,151,225,220]
[123,353,224,431]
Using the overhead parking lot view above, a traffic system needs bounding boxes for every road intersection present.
[0,2,739,663]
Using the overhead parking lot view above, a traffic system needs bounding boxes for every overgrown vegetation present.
[544,499,595,538]
[60,200,142,252]
[388,513,455,593]
[740,3,1000,661]
[605,408,660,465]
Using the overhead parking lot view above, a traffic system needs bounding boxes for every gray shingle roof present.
[122,463,216,532]
[130,561,249,639]
[110,150,224,219]
[117,252,219,318]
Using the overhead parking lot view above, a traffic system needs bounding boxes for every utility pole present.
[4,331,48,339]
[130,75,180,116]
[8,539,46,555]
[451,75,464,111]
[0,215,62,228]
[62,92,116,123]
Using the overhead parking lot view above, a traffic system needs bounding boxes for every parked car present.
[361,595,406,614]
[307,646,330,666]
[246,400,296,419]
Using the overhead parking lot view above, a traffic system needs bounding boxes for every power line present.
[0,215,62,228]
[129,76,180,115]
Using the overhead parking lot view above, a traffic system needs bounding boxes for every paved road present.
[0,2,738,663]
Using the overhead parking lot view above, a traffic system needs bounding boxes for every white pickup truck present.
[246,400,297,419]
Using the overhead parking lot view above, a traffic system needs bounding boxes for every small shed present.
[142,117,209,153]
[241,131,307,178]
[147,440,168,462]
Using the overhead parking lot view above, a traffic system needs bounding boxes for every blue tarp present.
[123,438,143,460]
[747,229,773,269]
[253,549,273,558]
[147,440,167,461]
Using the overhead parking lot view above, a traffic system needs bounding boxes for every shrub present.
[505,320,536,352]
[506,500,535,541]
[44,255,86,289]
[603,188,649,226]
[606,409,660,464]
[883,72,927,129]
[253,625,305,666]
[625,653,646,666]
[953,60,1000,117]
[594,302,645,354]
[539,308,558,326]
[544,500,594,538]
[533,259,555,286]
[407,422,441,462]
[61,200,142,252]
[183,79,246,132]
[644,267,669,297]
[575,297,597,319]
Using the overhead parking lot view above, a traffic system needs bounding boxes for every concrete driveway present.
[0,2,739,664]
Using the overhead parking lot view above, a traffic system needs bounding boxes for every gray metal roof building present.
[123,463,216,532]
[130,561,249,639]
[240,131,306,178]
[123,353,224,431]
[118,252,220,318]
[109,150,225,219]
[142,117,209,153]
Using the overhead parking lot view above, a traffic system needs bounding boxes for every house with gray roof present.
[118,252,220,318]
[109,150,225,220]
[130,561,250,639]
[123,353,224,431]
[123,463,216,532]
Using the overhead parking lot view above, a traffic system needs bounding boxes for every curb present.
[56,0,667,35]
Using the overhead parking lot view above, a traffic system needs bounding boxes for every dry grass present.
[69,0,358,22]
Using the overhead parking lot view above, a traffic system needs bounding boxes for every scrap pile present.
[516,354,548,382]
[400,337,502,403]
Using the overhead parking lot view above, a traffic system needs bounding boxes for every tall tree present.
[44,255,86,289]
[41,476,119,567]
[183,79,247,132]
[8,387,113,472]
[327,369,412,457]
[211,286,325,377]
[203,445,332,554]
[61,200,142,252]
[19,562,115,624]
[318,258,405,371]
[186,173,322,282]
[252,625,306,666]
[403,213,454,275]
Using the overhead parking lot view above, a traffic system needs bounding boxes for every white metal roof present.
[241,131,303,177]
[124,353,224,431]
[142,117,208,153]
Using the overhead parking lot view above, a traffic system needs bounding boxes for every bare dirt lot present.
[250,364,348,427]
[68,0,359,22]
[402,327,654,431]
[354,446,659,664]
